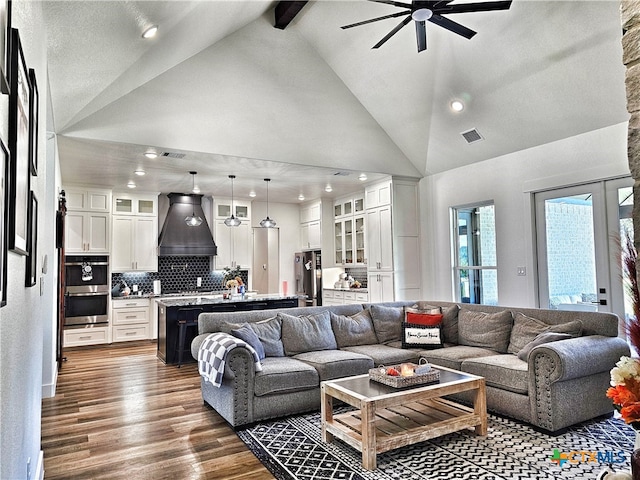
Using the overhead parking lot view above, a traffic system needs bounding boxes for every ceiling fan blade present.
[428,13,476,39]
[341,10,411,29]
[368,0,413,9]
[437,1,512,14]
[372,15,412,49]
[415,20,427,52]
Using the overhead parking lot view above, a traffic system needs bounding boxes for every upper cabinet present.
[299,199,334,254]
[214,199,251,221]
[365,180,391,209]
[111,193,158,272]
[64,187,111,254]
[334,193,366,266]
[214,198,251,270]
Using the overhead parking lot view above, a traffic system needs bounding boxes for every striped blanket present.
[198,332,263,387]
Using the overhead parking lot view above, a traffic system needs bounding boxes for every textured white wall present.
[420,122,630,308]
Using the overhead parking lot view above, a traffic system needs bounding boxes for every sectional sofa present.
[191,300,629,432]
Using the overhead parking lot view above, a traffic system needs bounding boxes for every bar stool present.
[176,307,203,368]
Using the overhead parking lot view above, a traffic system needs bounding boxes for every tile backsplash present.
[111,256,248,294]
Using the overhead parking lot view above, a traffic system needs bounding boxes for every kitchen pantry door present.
[535,177,632,319]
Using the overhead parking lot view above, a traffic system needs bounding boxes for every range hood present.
[157,193,217,256]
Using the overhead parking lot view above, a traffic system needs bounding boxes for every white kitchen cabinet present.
[214,219,251,270]
[65,211,110,253]
[301,220,321,250]
[65,187,111,212]
[112,216,158,272]
[112,298,151,342]
[111,193,158,272]
[300,201,321,223]
[215,198,251,220]
[367,273,394,303]
[63,326,111,347]
[365,180,391,209]
[323,289,369,305]
[365,205,393,271]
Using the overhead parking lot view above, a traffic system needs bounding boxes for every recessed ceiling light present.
[451,100,465,112]
[298,194,305,201]
[325,185,332,193]
[134,169,145,176]
[358,174,367,181]
[127,181,136,189]
[142,25,158,39]
[144,151,158,159]
[249,191,256,198]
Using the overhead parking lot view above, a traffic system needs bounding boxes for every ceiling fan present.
[341,0,512,53]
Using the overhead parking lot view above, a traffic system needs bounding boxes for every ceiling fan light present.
[411,8,432,22]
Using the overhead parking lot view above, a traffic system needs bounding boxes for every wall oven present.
[64,255,109,327]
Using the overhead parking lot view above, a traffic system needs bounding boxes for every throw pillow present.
[279,311,338,356]
[507,312,583,355]
[441,304,460,344]
[231,323,266,360]
[248,316,285,357]
[369,305,404,343]
[411,302,442,312]
[458,309,514,353]
[405,312,443,326]
[330,310,378,348]
[517,332,573,361]
[402,323,443,349]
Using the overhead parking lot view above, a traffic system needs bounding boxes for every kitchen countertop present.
[156,294,304,308]
[112,290,252,300]
[324,288,368,293]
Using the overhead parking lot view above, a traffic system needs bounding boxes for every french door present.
[535,177,632,319]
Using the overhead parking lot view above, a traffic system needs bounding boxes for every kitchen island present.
[156,294,302,365]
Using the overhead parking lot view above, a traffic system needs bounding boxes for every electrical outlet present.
[516,266,526,276]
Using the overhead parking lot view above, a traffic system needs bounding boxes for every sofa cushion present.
[441,304,460,344]
[458,309,513,353]
[369,305,403,343]
[231,324,265,360]
[507,312,583,355]
[342,344,421,365]
[249,316,285,357]
[279,311,337,356]
[517,332,574,361]
[294,350,374,381]
[461,355,529,395]
[330,310,378,348]
[254,357,319,396]
[418,345,498,370]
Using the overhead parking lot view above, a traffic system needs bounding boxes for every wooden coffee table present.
[320,364,487,470]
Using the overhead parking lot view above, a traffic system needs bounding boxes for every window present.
[453,203,497,305]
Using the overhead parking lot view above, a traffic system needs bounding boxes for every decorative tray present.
[369,363,440,388]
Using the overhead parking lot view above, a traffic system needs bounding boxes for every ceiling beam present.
[274,1,309,29]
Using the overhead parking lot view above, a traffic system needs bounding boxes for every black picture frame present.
[28,68,37,175]
[25,190,36,287]
[0,1,11,95]
[0,139,8,306]
[7,28,30,255]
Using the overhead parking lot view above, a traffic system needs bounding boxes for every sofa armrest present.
[528,335,630,383]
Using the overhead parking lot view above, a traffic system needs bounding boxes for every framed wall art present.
[0,139,8,306]
[28,68,37,175]
[0,1,11,94]
[7,28,30,255]
[25,190,36,287]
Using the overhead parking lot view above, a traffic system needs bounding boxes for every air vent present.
[161,151,186,159]
[333,171,351,176]
[461,128,484,144]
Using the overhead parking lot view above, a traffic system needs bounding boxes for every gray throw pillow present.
[369,305,403,343]
[231,323,266,360]
[248,316,285,357]
[279,311,337,356]
[517,332,573,361]
[441,305,460,344]
[458,309,514,353]
[507,312,583,354]
[330,310,378,348]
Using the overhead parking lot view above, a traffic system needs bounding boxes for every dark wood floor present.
[41,341,275,480]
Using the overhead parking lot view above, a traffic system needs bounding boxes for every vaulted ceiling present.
[43,0,628,202]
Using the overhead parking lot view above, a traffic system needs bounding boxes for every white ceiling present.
[42,0,629,203]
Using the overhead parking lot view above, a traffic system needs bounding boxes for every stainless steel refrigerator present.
[295,250,322,307]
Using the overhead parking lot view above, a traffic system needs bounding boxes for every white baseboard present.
[34,451,44,480]
[42,362,58,398]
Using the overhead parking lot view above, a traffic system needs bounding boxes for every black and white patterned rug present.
[237,409,636,480]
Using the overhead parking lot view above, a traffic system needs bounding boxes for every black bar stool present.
[176,307,203,367]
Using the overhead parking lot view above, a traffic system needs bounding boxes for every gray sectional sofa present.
[191,300,630,432]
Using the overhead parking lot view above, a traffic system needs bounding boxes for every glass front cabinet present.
[334,193,366,266]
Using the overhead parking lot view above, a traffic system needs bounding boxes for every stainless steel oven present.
[64,255,109,327]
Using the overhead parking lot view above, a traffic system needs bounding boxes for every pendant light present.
[224,174,241,227]
[260,178,276,228]
[185,171,203,227]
